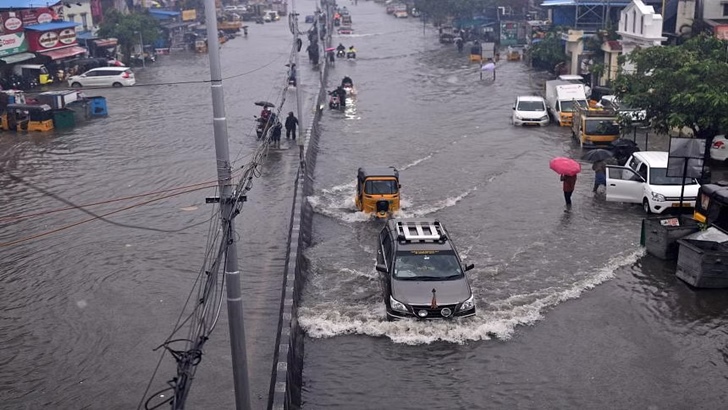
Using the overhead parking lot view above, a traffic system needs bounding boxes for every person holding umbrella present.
[550,157,581,210]
[583,149,614,194]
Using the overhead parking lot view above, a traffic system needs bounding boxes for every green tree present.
[97,9,161,65]
[529,30,568,73]
[614,35,728,165]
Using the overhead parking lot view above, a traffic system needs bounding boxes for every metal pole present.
[291,1,306,161]
[202,0,251,408]
[139,31,145,69]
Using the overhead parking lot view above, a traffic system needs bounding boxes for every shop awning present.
[1,52,36,64]
[38,45,88,60]
[24,21,80,31]
[150,10,180,20]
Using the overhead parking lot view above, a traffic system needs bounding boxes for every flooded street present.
[300,2,728,409]
[0,6,318,408]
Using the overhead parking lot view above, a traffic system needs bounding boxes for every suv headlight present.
[651,192,666,202]
[514,115,521,120]
[458,295,475,312]
[540,115,549,120]
[389,296,408,313]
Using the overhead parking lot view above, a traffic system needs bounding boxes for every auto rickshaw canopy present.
[7,103,53,120]
[358,166,399,181]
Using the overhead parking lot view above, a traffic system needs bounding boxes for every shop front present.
[25,21,88,82]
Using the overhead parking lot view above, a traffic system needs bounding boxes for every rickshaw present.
[694,182,728,231]
[355,166,401,218]
[1,104,54,132]
[13,64,54,85]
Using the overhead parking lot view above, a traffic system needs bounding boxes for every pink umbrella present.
[549,157,581,176]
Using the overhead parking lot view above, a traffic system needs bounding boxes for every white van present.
[605,151,700,214]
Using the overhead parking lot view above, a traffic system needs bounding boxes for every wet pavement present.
[0,6,319,408]
[298,2,728,409]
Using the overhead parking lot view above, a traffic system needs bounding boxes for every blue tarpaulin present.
[0,0,60,8]
[150,10,180,20]
[24,21,79,31]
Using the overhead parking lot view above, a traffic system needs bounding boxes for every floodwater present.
[300,2,728,409]
[0,7,317,409]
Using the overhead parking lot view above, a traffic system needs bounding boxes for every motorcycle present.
[336,49,345,58]
[328,92,341,110]
[346,51,356,60]
[254,114,276,139]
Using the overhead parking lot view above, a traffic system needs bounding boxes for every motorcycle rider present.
[341,76,353,88]
[347,45,356,59]
[287,63,297,86]
[331,85,347,108]
[336,43,346,57]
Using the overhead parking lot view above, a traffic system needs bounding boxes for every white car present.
[710,135,728,162]
[67,67,135,88]
[597,95,647,124]
[605,151,700,214]
[512,95,549,126]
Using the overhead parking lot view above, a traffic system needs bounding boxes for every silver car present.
[67,67,136,88]
[376,219,475,321]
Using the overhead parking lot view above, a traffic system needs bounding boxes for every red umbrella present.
[325,47,336,52]
[549,157,581,176]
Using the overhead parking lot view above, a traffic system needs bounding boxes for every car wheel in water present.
[112,82,123,88]
[643,199,652,214]
[71,82,82,88]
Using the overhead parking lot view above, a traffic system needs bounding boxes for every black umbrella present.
[610,138,638,149]
[254,101,275,108]
[583,149,614,163]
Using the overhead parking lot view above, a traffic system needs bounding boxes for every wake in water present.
[298,249,645,345]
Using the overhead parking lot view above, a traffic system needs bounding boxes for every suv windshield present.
[365,179,398,194]
[393,251,463,280]
[584,119,619,135]
[649,168,698,185]
[517,101,544,111]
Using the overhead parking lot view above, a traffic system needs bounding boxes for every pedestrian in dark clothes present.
[271,122,282,148]
[561,174,577,209]
[285,112,298,140]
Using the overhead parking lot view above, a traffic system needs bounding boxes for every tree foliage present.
[613,35,728,148]
[529,30,567,73]
[97,10,161,64]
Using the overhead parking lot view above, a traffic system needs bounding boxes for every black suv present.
[376,219,475,320]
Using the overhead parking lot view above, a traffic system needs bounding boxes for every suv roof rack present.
[396,220,447,242]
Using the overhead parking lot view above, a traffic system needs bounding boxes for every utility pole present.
[201,0,251,408]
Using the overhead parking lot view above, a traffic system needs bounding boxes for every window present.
[382,234,392,266]
[517,100,545,111]
[649,168,699,185]
[640,16,644,34]
[723,4,728,16]
[81,12,88,31]
[632,10,637,32]
[364,180,398,195]
[624,14,628,31]
[67,13,75,22]
[393,252,463,280]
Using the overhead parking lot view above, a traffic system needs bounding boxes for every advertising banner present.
[0,32,28,56]
[0,12,24,34]
[26,27,78,52]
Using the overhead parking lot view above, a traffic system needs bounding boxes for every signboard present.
[715,25,728,41]
[500,21,519,46]
[20,8,56,26]
[26,27,78,52]
[0,12,24,34]
[667,137,705,179]
[0,32,28,56]
[182,9,197,21]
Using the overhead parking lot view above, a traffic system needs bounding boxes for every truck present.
[544,80,588,127]
[571,104,621,148]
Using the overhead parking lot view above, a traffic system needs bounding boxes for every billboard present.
[667,137,705,179]
[0,32,28,56]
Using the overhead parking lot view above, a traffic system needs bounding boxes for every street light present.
[134,30,145,69]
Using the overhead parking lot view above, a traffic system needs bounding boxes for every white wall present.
[59,0,95,32]
[703,0,726,20]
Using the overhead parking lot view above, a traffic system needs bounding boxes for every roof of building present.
[24,21,80,31]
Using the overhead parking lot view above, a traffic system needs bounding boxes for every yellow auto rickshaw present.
[355,166,401,218]
[1,104,54,132]
[13,64,54,85]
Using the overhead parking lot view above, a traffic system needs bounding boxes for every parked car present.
[376,219,475,321]
[67,67,135,88]
[605,151,701,214]
[512,95,549,126]
[710,135,728,163]
[597,95,647,124]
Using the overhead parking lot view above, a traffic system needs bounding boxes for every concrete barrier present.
[268,4,332,409]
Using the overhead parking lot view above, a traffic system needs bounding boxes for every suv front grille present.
[410,304,458,318]
[665,196,696,202]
